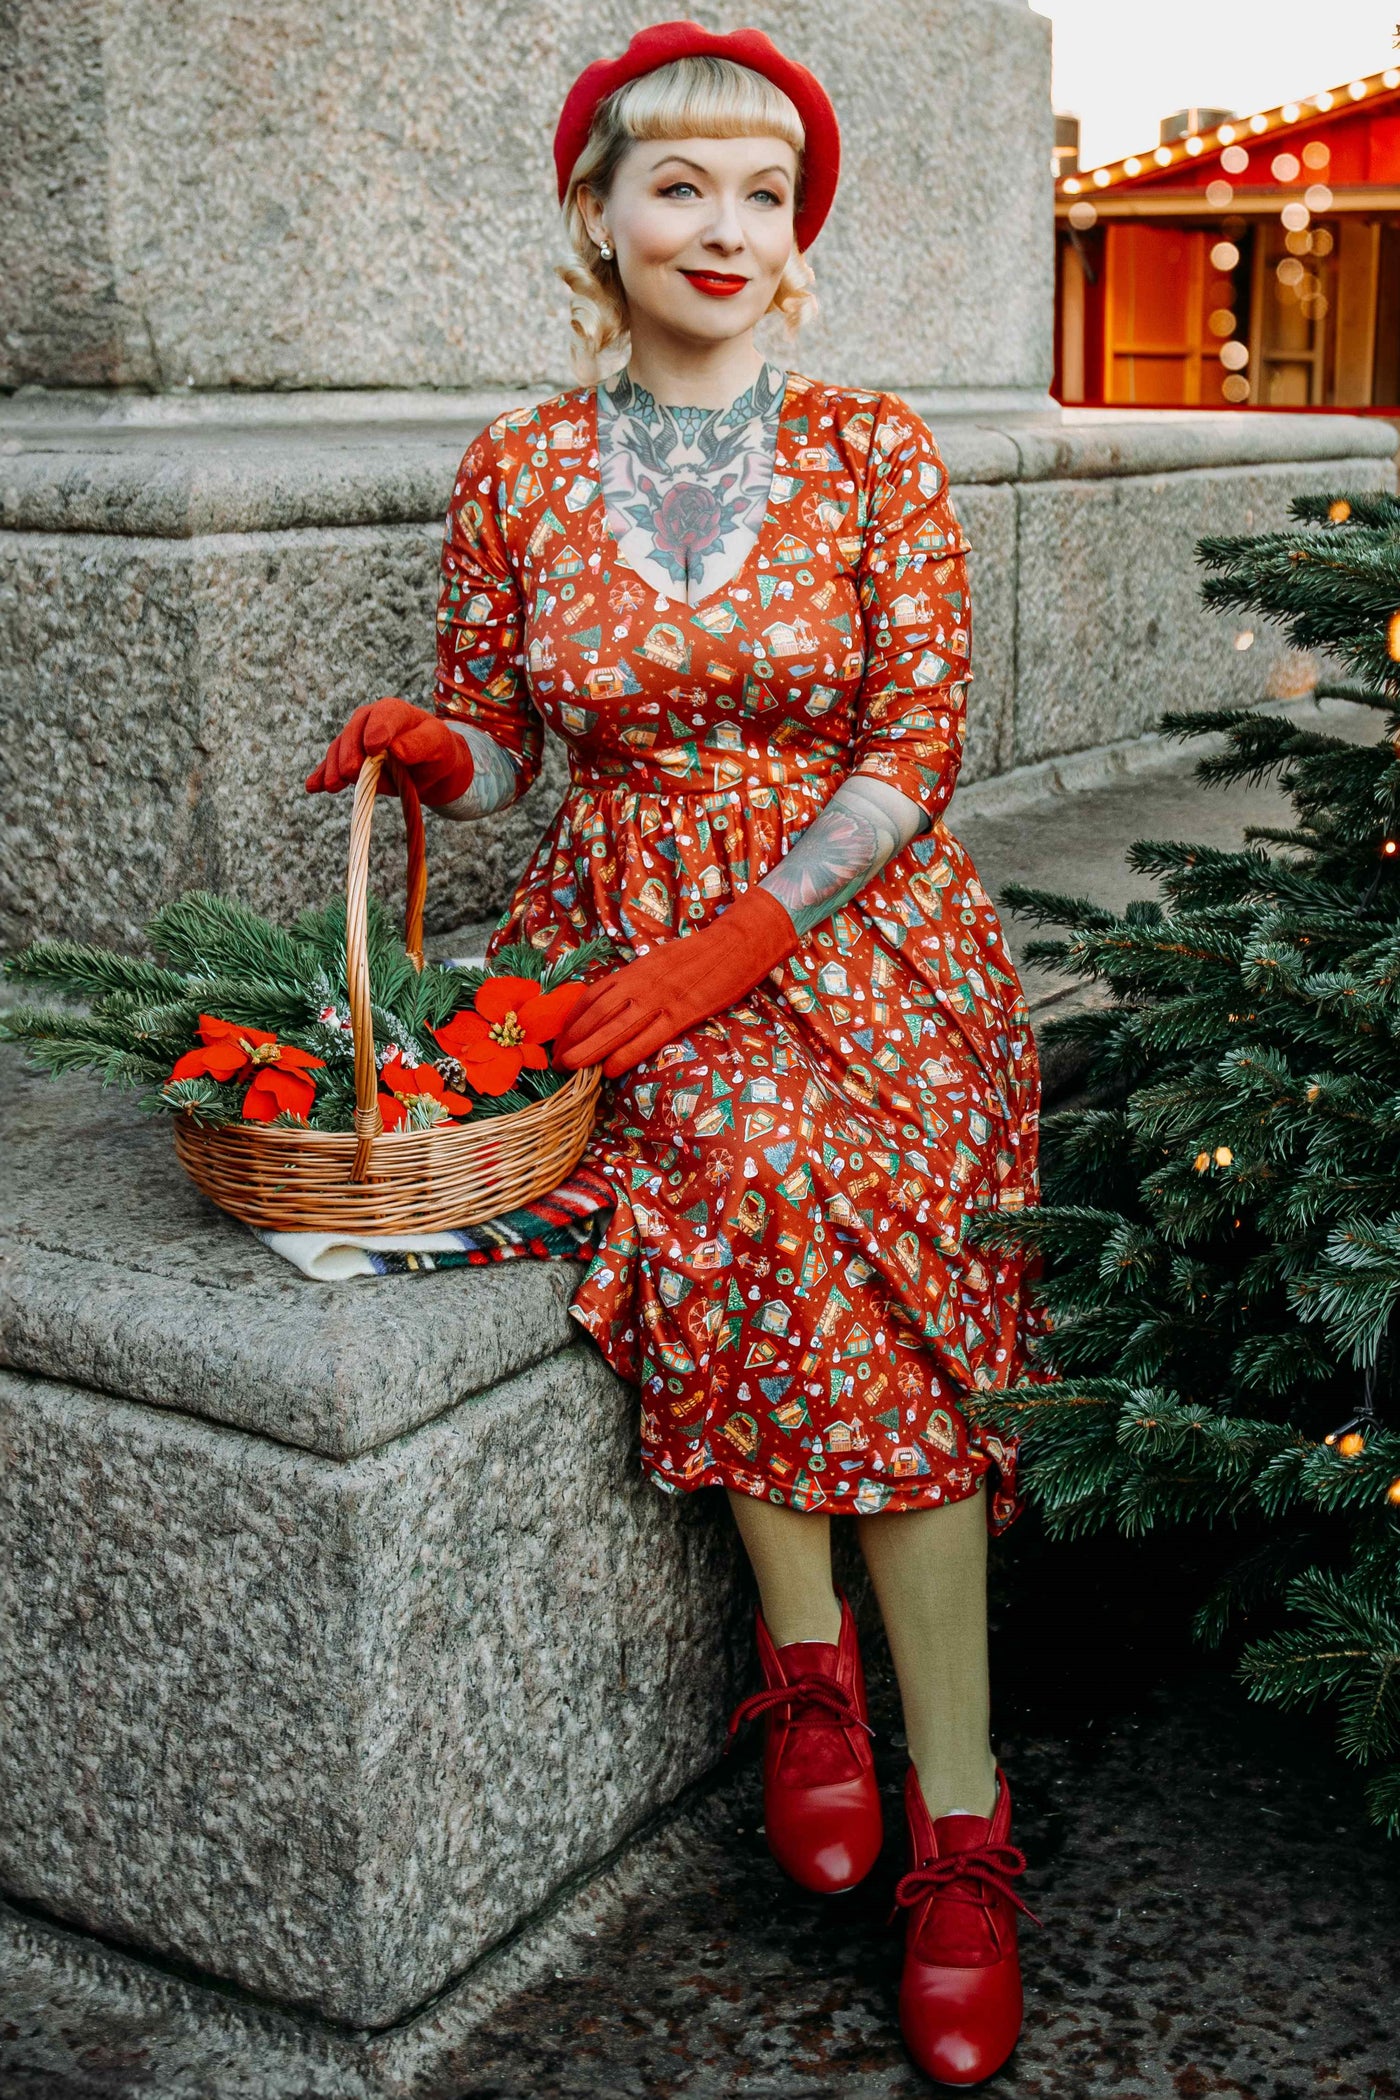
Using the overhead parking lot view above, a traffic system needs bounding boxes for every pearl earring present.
[598,238,613,261]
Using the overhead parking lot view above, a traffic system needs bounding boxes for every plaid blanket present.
[254,1167,615,1281]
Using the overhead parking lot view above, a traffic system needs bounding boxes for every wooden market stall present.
[1055,64,1400,409]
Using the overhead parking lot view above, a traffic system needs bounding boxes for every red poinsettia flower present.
[376,1054,474,1133]
[432,975,585,1096]
[168,1014,325,1124]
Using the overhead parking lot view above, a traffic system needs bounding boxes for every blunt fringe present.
[558,56,817,380]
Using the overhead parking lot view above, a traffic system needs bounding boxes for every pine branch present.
[4,940,187,1005]
[146,892,321,984]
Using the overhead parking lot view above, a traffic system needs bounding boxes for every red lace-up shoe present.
[894,1765,1038,2087]
[726,1594,882,1894]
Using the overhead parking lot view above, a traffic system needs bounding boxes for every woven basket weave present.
[174,752,601,1233]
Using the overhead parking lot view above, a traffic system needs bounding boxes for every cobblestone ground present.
[439,1533,1400,2100]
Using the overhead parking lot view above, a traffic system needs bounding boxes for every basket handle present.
[347,752,428,1182]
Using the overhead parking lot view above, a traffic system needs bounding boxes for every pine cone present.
[434,1054,467,1091]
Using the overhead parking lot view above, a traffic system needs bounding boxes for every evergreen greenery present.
[968,488,1400,1833]
[2,891,609,1132]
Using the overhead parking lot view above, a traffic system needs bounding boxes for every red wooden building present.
[1055,63,1400,409]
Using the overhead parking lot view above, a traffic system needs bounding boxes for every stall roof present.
[1058,64,1400,215]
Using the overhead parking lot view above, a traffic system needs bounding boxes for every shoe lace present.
[893,1842,1042,1929]
[725,1676,875,1750]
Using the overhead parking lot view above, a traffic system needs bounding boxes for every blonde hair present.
[559,56,817,380]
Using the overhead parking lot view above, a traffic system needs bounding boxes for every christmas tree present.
[970,488,1400,1833]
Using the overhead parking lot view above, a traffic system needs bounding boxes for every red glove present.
[305,697,475,807]
[555,888,799,1079]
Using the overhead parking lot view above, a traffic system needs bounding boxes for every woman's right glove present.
[305,697,475,806]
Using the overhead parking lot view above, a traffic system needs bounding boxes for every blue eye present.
[751,189,783,207]
[659,181,700,198]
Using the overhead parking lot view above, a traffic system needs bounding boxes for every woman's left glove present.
[554,888,798,1080]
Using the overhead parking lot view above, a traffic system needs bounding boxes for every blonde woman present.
[308,22,1043,2085]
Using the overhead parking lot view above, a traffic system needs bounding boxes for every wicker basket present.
[174,752,601,1233]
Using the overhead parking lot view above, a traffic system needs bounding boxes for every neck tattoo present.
[597,361,785,606]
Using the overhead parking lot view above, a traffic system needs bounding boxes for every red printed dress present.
[434,372,1040,1527]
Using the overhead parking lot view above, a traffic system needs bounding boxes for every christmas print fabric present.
[434,372,1041,1528]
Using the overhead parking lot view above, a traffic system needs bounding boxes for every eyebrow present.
[647,153,792,181]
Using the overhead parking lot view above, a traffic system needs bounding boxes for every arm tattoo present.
[434,724,524,821]
[761,774,928,937]
[597,362,785,606]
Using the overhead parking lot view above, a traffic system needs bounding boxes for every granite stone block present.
[0,1050,583,1456]
[0,1,1053,399]
[0,522,568,950]
[1010,456,1399,766]
[953,481,1016,784]
[0,1352,747,2026]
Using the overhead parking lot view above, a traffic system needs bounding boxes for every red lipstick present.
[682,270,748,298]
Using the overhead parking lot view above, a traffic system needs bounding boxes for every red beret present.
[554,20,840,253]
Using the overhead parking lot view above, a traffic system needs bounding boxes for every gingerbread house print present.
[762,613,820,658]
[771,532,815,564]
[549,419,588,451]
[911,517,949,553]
[889,589,935,626]
[551,543,585,576]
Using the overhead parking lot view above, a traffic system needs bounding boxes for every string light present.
[1058,68,1398,200]
[1388,1478,1400,1507]
[1388,609,1400,663]
[1325,1369,1385,1461]
[1328,500,1352,522]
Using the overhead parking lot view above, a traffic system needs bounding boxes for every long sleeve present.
[433,424,543,801]
[851,407,971,826]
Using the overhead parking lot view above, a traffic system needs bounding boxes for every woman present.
[308,22,1043,2086]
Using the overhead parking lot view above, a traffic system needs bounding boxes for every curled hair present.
[559,56,817,380]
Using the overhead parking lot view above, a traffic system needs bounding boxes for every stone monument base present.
[0,1052,748,2031]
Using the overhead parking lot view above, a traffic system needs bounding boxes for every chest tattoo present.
[597,363,785,607]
